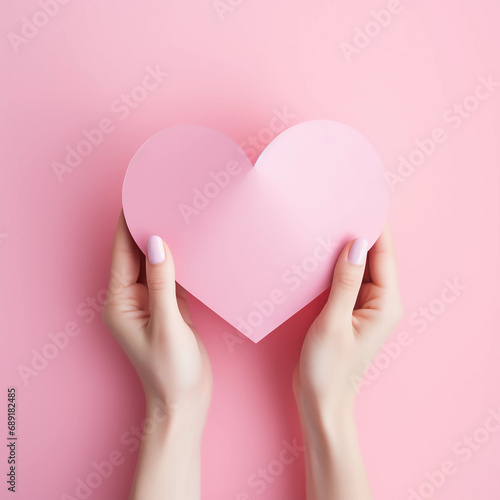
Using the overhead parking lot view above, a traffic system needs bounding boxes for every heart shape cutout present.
[122,120,388,342]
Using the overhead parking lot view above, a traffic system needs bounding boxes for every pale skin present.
[102,211,403,500]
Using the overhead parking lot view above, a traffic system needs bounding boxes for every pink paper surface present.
[122,121,388,342]
[1,1,499,499]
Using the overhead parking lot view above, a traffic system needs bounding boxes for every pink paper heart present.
[122,120,388,342]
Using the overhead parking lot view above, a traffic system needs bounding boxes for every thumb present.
[145,235,181,327]
[323,238,368,322]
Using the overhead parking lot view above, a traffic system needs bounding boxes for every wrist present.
[129,398,206,500]
[295,385,355,423]
[144,397,207,443]
[295,393,372,500]
[296,390,356,447]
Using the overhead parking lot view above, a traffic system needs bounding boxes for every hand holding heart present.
[293,224,403,417]
[102,212,212,420]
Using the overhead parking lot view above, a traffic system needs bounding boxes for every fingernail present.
[348,238,368,266]
[147,235,165,264]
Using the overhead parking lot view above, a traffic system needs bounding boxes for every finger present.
[107,211,140,299]
[367,224,399,290]
[323,238,368,322]
[145,235,182,329]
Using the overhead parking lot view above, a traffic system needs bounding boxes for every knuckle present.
[101,294,123,327]
[335,272,359,292]
[147,271,169,292]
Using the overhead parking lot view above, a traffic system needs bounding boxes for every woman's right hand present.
[294,225,403,415]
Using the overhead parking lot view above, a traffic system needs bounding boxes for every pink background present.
[1,0,499,499]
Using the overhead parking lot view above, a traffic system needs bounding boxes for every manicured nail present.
[147,235,165,264]
[348,238,368,266]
